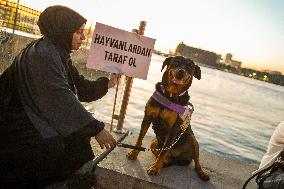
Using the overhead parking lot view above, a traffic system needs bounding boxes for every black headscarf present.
[37,5,87,52]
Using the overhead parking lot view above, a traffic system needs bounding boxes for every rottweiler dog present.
[127,56,209,181]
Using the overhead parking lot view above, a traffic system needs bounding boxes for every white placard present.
[87,22,156,80]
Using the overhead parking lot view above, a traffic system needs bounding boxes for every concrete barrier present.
[89,129,258,189]
[47,124,258,189]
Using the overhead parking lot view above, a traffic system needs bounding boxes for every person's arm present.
[76,119,105,137]
[18,41,116,149]
[68,62,120,102]
[24,50,105,137]
[75,120,117,149]
[67,62,109,102]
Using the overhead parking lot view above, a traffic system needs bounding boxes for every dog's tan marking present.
[160,109,178,127]
[145,103,160,118]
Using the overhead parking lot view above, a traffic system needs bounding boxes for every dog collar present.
[159,84,188,97]
[151,90,194,121]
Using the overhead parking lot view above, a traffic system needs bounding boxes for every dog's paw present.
[126,150,139,160]
[198,171,210,181]
[195,166,210,181]
[147,164,161,176]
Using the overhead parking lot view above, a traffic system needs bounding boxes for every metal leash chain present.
[148,113,191,152]
[118,106,193,152]
[149,127,187,152]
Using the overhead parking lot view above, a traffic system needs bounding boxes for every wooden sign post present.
[86,21,153,133]
[114,21,147,133]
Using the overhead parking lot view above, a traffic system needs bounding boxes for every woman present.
[0,5,118,188]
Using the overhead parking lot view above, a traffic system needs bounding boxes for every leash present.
[118,123,189,152]
[117,143,146,151]
[150,111,191,152]
[118,127,188,152]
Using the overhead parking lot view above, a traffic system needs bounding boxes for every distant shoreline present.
[153,52,284,87]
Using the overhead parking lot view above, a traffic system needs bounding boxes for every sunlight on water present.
[88,54,284,165]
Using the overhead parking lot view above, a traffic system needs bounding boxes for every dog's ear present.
[194,65,201,80]
[161,57,173,72]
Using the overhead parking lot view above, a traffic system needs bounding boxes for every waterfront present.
[86,54,284,165]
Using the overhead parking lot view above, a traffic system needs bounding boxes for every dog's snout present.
[176,69,186,79]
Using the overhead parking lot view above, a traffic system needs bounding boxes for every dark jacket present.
[0,5,106,185]
[0,36,108,143]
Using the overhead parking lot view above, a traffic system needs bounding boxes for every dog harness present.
[151,90,194,129]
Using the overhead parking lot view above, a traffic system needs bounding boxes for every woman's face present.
[71,25,86,50]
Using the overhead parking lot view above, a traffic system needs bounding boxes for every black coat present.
[0,5,104,186]
[0,37,109,184]
[1,36,109,140]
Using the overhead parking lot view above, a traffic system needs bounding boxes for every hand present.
[108,73,120,89]
[94,129,117,149]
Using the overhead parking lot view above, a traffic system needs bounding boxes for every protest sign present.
[87,22,156,80]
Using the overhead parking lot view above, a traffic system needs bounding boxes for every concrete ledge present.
[47,128,258,189]
[89,130,258,189]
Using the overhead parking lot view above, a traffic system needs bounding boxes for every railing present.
[0,0,41,34]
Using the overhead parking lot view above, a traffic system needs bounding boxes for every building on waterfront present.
[174,42,220,67]
[270,71,282,75]
[153,49,169,57]
[223,53,242,69]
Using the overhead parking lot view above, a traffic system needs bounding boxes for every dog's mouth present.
[172,76,185,85]
[170,70,191,85]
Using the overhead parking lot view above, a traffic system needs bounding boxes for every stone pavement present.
[47,128,258,189]
[89,129,258,189]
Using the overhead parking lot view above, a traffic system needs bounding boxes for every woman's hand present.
[94,129,117,149]
[108,73,120,89]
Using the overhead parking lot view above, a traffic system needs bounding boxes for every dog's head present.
[161,56,201,96]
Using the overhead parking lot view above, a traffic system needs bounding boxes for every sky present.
[20,0,284,73]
